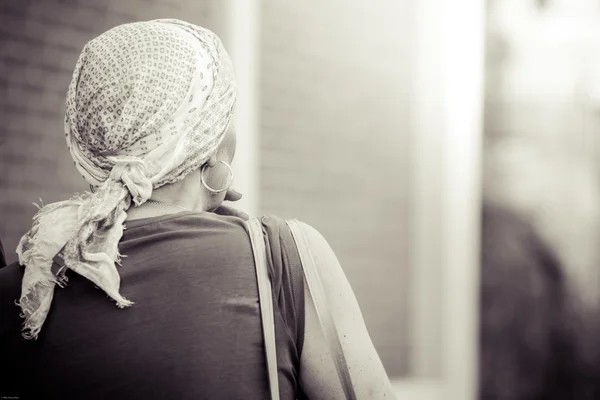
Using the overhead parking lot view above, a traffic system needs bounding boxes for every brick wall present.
[0,0,214,263]
[258,1,415,377]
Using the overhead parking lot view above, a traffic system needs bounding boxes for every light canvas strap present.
[246,218,280,400]
[286,219,357,400]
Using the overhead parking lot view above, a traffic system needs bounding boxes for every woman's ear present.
[206,154,218,167]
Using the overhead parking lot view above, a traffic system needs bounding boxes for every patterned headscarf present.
[15,19,236,339]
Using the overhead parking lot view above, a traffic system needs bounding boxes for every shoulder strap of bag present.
[286,219,358,400]
[246,218,280,400]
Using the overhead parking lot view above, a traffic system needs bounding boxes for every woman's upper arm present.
[297,222,396,400]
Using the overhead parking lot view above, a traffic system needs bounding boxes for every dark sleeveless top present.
[0,212,306,400]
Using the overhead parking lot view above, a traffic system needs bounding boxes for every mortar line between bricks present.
[1,56,72,74]
[0,103,60,119]
[0,5,97,35]
[0,78,66,96]
[0,29,81,53]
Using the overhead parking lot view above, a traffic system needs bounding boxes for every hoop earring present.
[201,160,234,194]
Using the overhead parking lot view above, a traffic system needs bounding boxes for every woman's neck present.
[125,170,214,221]
[125,201,193,221]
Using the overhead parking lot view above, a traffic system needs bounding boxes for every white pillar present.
[440,0,485,399]
[211,0,260,217]
[409,0,445,379]
[407,0,484,399]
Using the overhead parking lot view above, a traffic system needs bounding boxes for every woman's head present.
[66,19,236,204]
[16,19,237,339]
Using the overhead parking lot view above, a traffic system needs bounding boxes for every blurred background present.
[1,0,599,399]
[485,0,600,306]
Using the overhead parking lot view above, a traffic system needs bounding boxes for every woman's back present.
[0,212,304,400]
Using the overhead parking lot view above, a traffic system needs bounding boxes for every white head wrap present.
[15,19,236,339]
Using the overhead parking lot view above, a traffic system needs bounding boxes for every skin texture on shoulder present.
[296,222,396,399]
